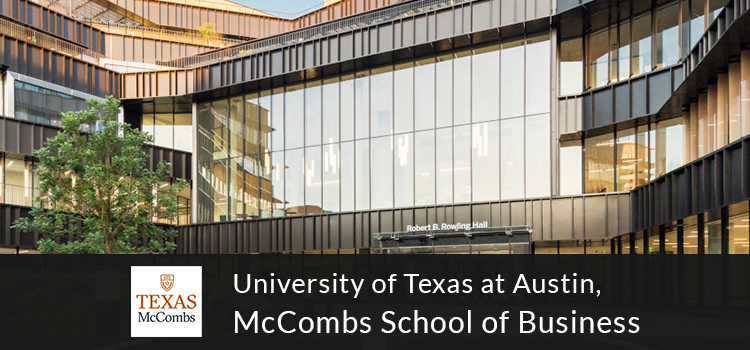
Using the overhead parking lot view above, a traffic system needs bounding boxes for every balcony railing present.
[0,16,102,65]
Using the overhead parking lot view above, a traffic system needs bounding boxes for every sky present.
[230,0,325,16]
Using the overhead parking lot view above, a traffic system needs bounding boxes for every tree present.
[12,96,188,254]
[198,22,217,43]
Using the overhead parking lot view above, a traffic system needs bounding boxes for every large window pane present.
[244,93,259,156]
[635,125,650,186]
[728,214,750,254]
[285,149,305,216]
[270,151,284,217]
[560,37,583,95]
[395,134,414,208]
[394,62,414,133]
[526,33,550,115]
[584,132,615,193]
[454,50,472,125]
[616,128,637,191]
[229,156,245,220]
[689,0,705,52]
[355,71,370,139]
[560,140,582,195]
[526,114,550,197]
[472,121,499,201]
[588,29,609,89]
[618,19,630,81]
[341,74,355,141]
[414,57,435,130]
[632,13,652,77]
[306,81,322,146]
[454,125,471,203]
[323,77,340,144]
[436,128,453,204]
[436,53,453,128]
[474,44,501,121]
[371,66,393,137]
[258,92,271,153]
[415,130,435,206]
[371,136,393,209]
[174,113,192,152]
[270,88,285,152]
[323,143,340,213]
[229,97,244,158]
[285,84,304,149]
[340,142,354,211]
[501,118,524,199]
[656,117,684,177]
[655,2,680,69]
[355,140,370,210]
[305,146,322,213]
[153,113,173,149]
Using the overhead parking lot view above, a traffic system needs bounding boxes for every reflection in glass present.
[475,44,501,122]
[618,19,630,81]
[526,114,550,197]
[454,50,472,125]
[271,88,285,152]
[415,130,435,206]
[306,81,322,146]
[526,34,550,115]
[244,94,259,156]
[340,142,354,211]
[355,140,370,210]
[655,2,680,69]
[436,128,453,204]
[394,62,414,133]
[635,125,650,186]
[631,13,652,77]
[371,66,393,137]
[656,117,684,177]
[500,41,523,119]
[560,140,582,195]
[305,146,322,213]
[584,132,615,193]
[415,58,435,131]
[341,74,355,141]
[270,151,284,217]
[588,29,609,88]
[286,84,304,149]
[454,125,471,203]
[323,143,340,213]
[285,148,304,216]
[684,226,699,254]
[355,71,370,139]
[501,118,524,200]
[664,227,678,254]
[436,54,453,128]
[371,136,393,209]
[472,122,499,201]
[395,134,414,208]
[560,38,583,95]
[323,77,340,144]
[705,218,721,254]
[689,0,705,52]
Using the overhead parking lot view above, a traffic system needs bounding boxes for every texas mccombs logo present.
[131,266,202,337]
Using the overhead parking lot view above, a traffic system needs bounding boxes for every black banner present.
[1,255,749,349]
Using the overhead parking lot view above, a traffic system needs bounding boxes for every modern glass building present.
[1,0,750,254]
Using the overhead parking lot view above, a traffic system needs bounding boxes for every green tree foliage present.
[12,96,187,254]
[199,22,217,40]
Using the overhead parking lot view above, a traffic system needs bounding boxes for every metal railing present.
[93,22,247,48]
[161,0,468,69]
[0,16,103,64]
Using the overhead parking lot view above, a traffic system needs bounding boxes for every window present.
[355,71,370,139]
[584,132,615,193]
[436,54,453,128]
[323,143,340,213]
[472,121,499,201]
[436,128,453,204]
[395,133,414,208]
[394,62,414,133]
[371,136,393,209]
[322,77,340,144]
[560,37,583,95]
[414,58,435,131]
[655,3,680,69]
[305,81,322,146]
[305,146,322,213]
[560,140,582,195]
[501,118,524,199]
[526,114,551,197]
[728,214,750,254]
[631,13,652,77]
[415,130,435,206]
[526,33,550,115]
[454,125,471,203]
[475,44,500,122]
[616,128,637,191]
[355,139,370,210]
[370,66,393,137]
[285,149,305,216]
[656,117,684,177]
[285,84,305,149]
[500,40,523,118]
[588,29,609,88]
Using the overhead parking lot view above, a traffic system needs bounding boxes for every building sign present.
[406,221,489,232]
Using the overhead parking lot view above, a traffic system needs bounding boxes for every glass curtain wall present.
[196,33,553,223]
[562,0,716,95]
[140,101,194,152]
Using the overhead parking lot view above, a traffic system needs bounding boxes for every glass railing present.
[161,0,469,69]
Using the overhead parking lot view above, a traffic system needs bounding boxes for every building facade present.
[0,0,749,254]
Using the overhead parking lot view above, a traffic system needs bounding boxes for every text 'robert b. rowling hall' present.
[1,0,750,255]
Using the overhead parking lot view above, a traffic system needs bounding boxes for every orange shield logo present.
[160,274,174,292]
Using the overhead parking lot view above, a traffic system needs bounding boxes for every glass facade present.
[196,33,553,223]
[14,81,87,126]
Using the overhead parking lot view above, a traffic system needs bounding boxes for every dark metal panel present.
[541,199,551,241]
[436,9,454,40]
[491,203,502,227]
[500,202,510,225]
[454,204,471,223]
[618,194,631,235]
[607,195,618,238]
[302,216,313,251]
[370,27,379,54]
[380,210,393,233]
[648,70,671,114]
[402,18,414,47]
[582,94,592,130]
[402,208,414,231]
[614,84,629,123]
[630,77,647,117]
[593,88,613,128]
[370,211,380,241]
[573,196,584,239]
[259,220,271,253]
[472,203,490,223]
[414,15,428,45]
[551,198,573,240]
[332,214,344,249]
[414,208,427,225]
[510,201,525,225]
[427,13,437,42]
[584,196,607,239]
[379,24,393,52]
[291,217,304,251]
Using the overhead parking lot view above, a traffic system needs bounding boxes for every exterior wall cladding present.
[2,0,750,254]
